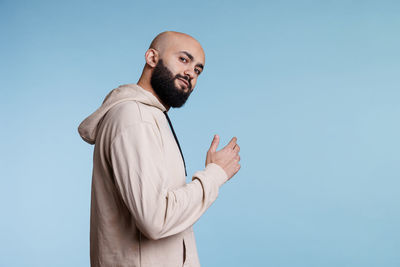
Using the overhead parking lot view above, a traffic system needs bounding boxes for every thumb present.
[209,134,219,152]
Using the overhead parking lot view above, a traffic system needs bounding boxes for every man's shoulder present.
[106,100,161,126]
[102,100,164,146]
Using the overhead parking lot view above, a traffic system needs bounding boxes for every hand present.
[205,135,241,180]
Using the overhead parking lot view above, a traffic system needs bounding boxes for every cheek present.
[191,79,197,88]
[169,65,181,76]
[163,59,181,75]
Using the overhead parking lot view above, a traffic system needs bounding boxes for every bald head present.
[149,31,204,61]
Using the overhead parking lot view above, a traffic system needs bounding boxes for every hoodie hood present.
[78,83,166,144]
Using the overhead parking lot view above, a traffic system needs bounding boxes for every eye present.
[179,57,188,63]
[195,68,201,75]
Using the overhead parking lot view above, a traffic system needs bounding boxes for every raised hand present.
[205,135,241,180]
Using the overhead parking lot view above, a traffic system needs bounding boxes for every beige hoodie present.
[78,84,228,267]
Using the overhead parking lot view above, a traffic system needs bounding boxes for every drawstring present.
[163,111,187,176]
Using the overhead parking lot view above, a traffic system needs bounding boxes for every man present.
[78,31,241,267]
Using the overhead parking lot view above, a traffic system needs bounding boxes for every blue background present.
[1,0,399,266]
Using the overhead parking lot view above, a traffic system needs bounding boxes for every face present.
[150,59,192,108]
[150,36,205,108]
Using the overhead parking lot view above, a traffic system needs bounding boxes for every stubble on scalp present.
[150,31,197,51]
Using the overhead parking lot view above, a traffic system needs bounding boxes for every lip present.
[177,78,189,88]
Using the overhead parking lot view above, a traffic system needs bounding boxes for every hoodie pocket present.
[183,229,200,267]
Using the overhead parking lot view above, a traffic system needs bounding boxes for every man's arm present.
[110,122,240,240]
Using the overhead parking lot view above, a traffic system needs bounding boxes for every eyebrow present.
[179,51,204,70]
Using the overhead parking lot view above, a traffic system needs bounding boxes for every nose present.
[184,68,195,80]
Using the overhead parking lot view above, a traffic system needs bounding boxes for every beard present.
[150,59,193,108]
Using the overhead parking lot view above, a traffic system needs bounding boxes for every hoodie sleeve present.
[110,122,228,240]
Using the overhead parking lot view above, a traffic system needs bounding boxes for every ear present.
[145,48,159,68]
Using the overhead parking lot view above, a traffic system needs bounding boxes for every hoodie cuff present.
[192,163,228,188]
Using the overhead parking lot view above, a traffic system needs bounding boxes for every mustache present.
[175,74,192,90]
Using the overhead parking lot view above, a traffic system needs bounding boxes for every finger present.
[233,144,240,153]
[209,134,220,152]
[230,163,241,176]
[236,164,241,172]
[225,137,237,150]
